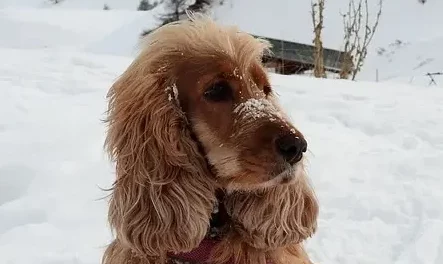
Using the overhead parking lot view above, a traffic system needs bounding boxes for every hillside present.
[212,0,443,85]
[1,47,443,264]
[361,36,443,86]
[0,0,144,9]
[1,0,442,85]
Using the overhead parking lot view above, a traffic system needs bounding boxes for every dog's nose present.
[274,134,307,164]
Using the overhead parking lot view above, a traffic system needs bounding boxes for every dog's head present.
[104,14,317,262]
[145,15,308,192]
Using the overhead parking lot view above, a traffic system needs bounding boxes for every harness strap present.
[166,190,273,264]
[167,239,222,264]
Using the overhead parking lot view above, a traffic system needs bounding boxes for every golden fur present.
[103,13,319,264]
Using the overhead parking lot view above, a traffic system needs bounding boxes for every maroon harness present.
[166,192,273,264]
[167,192,230,264]
[167,239,223,264]
[167,238,274,264]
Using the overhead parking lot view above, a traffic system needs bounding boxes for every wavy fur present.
[102,18,218,262]
[212,175,318,264]
[102,13,318,264]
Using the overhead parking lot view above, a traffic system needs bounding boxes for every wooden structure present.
[254,34,349,75]
[426,72,442,86]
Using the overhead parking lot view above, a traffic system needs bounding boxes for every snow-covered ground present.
[0,49,127,264]
[1,1,443,264]
[2,47,443,264]
[361,36,443,86]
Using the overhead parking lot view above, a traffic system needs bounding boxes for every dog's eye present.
[204,81,233,102]
[263,85,272,96]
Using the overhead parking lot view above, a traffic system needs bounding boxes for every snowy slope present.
[273,75,443,264]
[212,0,443,50]
[211,0,345,50]
[84,6,165,56]
[0,49,129,264]
[0,2,164,55]
[51,0,151,10]
[1,47,443,264]
[2,0,441,85]
[0,8,149,50]
[360,36,443,86]
[212,0,443,84]
[0,0,145,9]
[2,0,443,48]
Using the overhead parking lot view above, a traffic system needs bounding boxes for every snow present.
[233,98,282,122]
[212,0,443,51]
[83,10,161,56]
[211,0,345,50]
[3,0,441,85]
[211,0,443,86]
[360,36,443,86]
[165,83,180,104]
[0,48,132,264]
[1,1,443,264]
[2,47,443,264]
[0,0,149,9]
[0,8,149,50]
[271,75,443,264]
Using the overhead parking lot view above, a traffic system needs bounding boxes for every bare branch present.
[311,0,326,78]
[340,0,383,80]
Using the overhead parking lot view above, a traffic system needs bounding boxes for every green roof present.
[253,35,345,71]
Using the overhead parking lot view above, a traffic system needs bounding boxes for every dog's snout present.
[274,134,307,164]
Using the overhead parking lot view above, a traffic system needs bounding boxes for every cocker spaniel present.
[102,14,319,264]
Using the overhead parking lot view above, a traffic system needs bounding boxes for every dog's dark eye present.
[263,85,272,95]
[204,81,233,102]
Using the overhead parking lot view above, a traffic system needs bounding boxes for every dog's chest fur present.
[166,191,230,264]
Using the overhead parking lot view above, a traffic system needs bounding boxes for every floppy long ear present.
[212,176,318,264]
[226,178,318,249]
[103,52,216,262]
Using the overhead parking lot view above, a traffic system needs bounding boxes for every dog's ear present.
[214,177,318,264]
[103,52,216,261]
[225,178,318,248]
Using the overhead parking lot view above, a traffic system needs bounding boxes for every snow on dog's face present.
[154,18,308,192]
[178,62,307,191]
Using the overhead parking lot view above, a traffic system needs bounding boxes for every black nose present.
[274,134,307,164]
